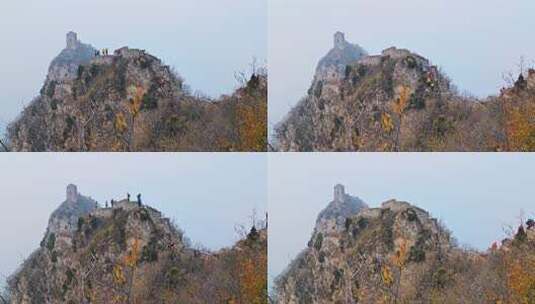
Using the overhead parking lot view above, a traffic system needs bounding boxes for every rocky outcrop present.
[315,184,368,234]
[274,189,453,304]
[45,184,97,248]
[274,185,535,303]
[274,32,533,152]
[7,185,267,303]
[47,32,96,83]
[314,32,367,84]
[7,32,267,152]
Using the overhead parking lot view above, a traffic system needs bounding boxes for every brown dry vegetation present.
[274,53,535,152]
[6,52,267,152]
[6,205,267,304]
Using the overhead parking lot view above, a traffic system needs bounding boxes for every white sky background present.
[268,0,535,134]
[0,153,266,286]
[0,0,267,134]
[268,153,535,289]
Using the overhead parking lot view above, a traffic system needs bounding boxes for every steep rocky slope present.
[274,32,534,151]
[273,185,535,304]
[6,185,267,304]
[7,32,267,152]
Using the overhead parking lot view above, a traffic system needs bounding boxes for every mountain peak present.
[315,184,368,233]
[275,197,453,303]
[314,32,367,82]
[47,32,96,82]
[8,187,267,303]
[46,184,96,239]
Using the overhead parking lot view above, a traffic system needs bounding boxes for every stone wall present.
[66,31,78,49]
[66,184,78,202]
[333,184,345,202]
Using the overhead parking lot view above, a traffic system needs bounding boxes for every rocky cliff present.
[315,184,368,234]
[7,185,267,304]
[314,32,367,85]
[7,32,267,152]
[274,32,535,152]
[273,185,535,304]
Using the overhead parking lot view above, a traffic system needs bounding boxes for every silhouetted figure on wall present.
[127,193,131,201]
[111,199,115,207]
[137,194,142,207]
[105,201,108,208]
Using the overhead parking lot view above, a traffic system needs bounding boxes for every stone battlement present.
[114,199,139,211]
[333,184,345,202]
[357,55,383,66]
[66,184,78,202]
[334,31,346,49]
[66,31,79,50]
[114,47,147,59]
[93,208,114,218]
[91,56,114,65]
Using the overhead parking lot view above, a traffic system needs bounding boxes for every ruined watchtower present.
[334,31,346,50]
[334,184,345,202]
[66,184,78,202]
[66,31,78,50]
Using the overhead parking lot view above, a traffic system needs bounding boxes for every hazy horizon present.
[0,0,267,136]
[269,0,535,134]
[0,153,266,287]
[268,153,535,290]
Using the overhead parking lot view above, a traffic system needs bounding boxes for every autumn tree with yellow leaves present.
[392,85,411,151]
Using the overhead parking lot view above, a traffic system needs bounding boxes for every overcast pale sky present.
[268,153,535,289]
[269,0,535,134]
[0,0,266,135]
[0,153,266,286]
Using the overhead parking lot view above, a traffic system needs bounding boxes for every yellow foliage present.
[113,264,126,285]
[393,85,411,115]
[238,252,267,304]
[125,239,141,268]
[506,254,535,303]
[115,112,128,133]
[503,98,535,151]
[381,113,394,133]
[128,85,145,118]
[235,99,267,151]
[381,265,394,286]
[392,239,408,268]
[112,294,128,304]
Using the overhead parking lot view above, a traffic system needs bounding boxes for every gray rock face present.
[7,36,183,152]
[273,36,455,152]
[314,32,367,83]
[274,194,452,304]
[7,185,267,304]
[47,32,96,82]
[46,184,96,241]
[315,184,368,234]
